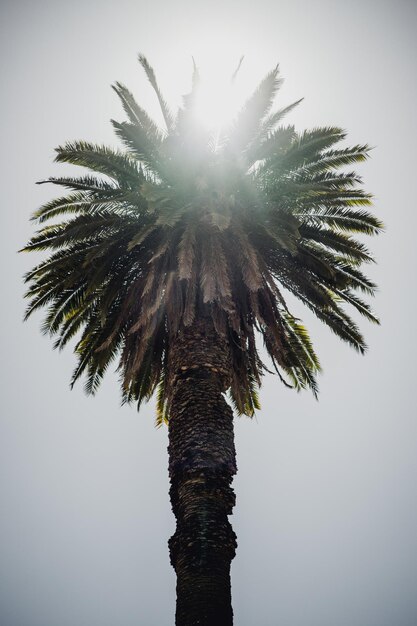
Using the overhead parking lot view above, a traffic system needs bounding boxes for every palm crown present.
[23,56,382,423]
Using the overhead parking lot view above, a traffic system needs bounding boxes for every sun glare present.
[184,44,253,133]
[193,72,241,131]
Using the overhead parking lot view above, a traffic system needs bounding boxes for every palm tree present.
[22,56,382,626]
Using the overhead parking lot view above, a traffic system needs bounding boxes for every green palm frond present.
[37,175,118,192]
[261,98,304,135]
[228,66,283,152]
[300,144,372,172]
[295,205,383,235]
[112,81,163,143]
[138,55,174,134]
[298,227,375,264]
[55,141,142,185]
[111,120,162,174]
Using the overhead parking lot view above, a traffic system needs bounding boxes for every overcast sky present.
[1,1,416,625]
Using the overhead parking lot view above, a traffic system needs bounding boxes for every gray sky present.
[1,1,416,625]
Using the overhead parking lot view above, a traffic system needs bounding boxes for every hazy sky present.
[1,1,416,625]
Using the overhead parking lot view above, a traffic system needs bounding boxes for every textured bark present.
[168,318,237,626]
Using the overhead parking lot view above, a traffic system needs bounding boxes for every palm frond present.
[112,81,163,143]
[55,141,142,185]
[138,55,174,133]
[228,65,283,152]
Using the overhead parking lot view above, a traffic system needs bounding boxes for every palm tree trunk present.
[168,318,237,626]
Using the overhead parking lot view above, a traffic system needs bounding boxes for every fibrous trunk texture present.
[168,318,237,626]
